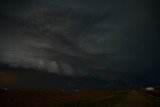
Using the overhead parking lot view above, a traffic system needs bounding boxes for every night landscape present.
[0,0,160,107]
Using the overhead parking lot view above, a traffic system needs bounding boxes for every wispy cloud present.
[0,0,159,86]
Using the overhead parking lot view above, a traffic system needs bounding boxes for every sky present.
[0,0,160,89]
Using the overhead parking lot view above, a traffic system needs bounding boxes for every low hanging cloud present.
[0,0,159,84]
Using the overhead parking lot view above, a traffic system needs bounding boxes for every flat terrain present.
[114,90,160,107]
[0,90,160,107]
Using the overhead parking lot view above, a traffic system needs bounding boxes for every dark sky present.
[0,0,160,89]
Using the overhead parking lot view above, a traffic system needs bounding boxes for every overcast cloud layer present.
[0,0,160,88]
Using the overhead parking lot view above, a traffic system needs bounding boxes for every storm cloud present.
[0,0,160,88]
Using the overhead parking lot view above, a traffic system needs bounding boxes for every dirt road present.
[114,90,160,107]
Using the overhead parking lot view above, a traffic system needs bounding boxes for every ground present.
[114,90,160,107]
[0,90,160,107]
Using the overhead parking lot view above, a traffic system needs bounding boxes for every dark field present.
[142,90,160,98]
[0,90,160,107]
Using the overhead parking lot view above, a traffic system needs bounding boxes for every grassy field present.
[0,90,160,107]
[114,90,160,107]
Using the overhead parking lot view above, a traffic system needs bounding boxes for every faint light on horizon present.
[0,71,19,87]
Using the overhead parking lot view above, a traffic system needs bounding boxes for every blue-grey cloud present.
[0,0,159,87]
